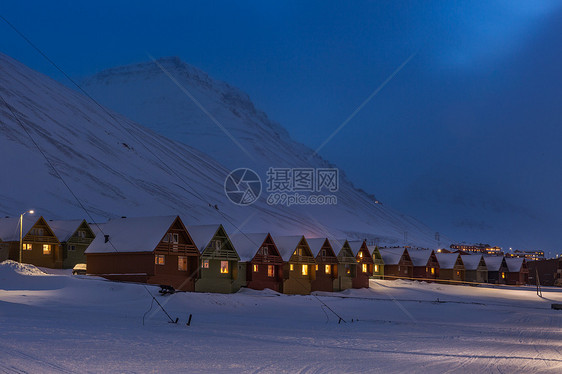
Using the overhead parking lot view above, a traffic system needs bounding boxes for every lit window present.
[43,244,51,255]
[202,260,209,269]
[501,272,506,279]
[23,243,32,251]
[359,252,363,258]
[431,267,435,275]
[325,265,331,274]
[302,264,308,276]
[155,255,165,265]
[290,264,294,271]
[315,264,318,271]
[362,263,367,273]
[253,264,258,272]
[346,265,351,274]
[293,250,297,255]
[267,265,275,277]
[178,256,187,271]
[220,261,229,274]
[374,264,379,272]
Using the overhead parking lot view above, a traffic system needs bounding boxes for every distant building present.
[449,243,503,256]
[505,250,545,261]
[527,258,562,287]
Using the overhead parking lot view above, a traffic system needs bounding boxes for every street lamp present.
[19,210,34,263]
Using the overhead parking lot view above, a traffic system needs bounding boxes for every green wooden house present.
[273,235,316,295]
[329,239,356,291]
[48,219,96,269]
[187,224,242,293]
[368,245,385,279]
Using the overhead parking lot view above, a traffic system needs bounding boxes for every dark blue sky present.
[2,1,562,252]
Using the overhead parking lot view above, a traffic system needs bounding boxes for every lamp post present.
[19,210,34,263]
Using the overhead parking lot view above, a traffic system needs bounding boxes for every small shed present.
[483,256,508,284]
[436,253,465,283]
[504,257,529,285]
[86,215,200,291]
[409,249,439,280]
[273,235,316,295]
[0,216,61,268]
[307,238,338,292]
[379,248,413,280]
[461,254,488,284]
[229,233,283,292]
[368,245,385,279]
[329,239,356,291]
[48,219,95,269]
[348,240,374,289]
[187,224,242,293]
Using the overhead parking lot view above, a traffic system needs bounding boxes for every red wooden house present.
[307,238,338,292]
[409,249,439,280]
[85,216,200,291]
[348,240,374,288]
[229,233,284,292]
[273,235,316,295]
[504,257,529,285]
[379,248,413,280]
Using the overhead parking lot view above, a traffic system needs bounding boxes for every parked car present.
[72,263,87,275]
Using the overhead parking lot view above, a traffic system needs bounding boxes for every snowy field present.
[1,261,561,373]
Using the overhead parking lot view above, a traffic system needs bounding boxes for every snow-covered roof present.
[436,253,461,269]
[85,215,179,254]
[0,216,38,241]
[505,257,524,272]
[483,256,505,271]
[347,240,366,256]
[228,233,269,262]
[408,250,434,267]
[89,222,107,236]
[328,239,346,253]
[185,224,221,252]
[306,238,330,257]
[272,235,306,261]
[48,219,86,242]
[378,248,405,265]
[461,255,485,271]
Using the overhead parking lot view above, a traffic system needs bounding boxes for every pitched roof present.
[408,249,434,267]
[185,224,221,252]
[85,215,179,254]
[379,248,406,265]
[328,239,346,253]
[483,256,505,271]
[0,216,38,241]
[228,233,269,262]
[347,240,366,256]
[505,257,524,272]
[272,235,306,261]
[436,253,461,269]
[461,255,486,270]
[306,238,330,257]
[48,219,87,242]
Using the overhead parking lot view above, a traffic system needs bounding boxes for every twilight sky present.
[2,1,562,253]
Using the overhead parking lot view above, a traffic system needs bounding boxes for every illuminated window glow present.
[42,244,51,255]
[431,267,435,275]
[325,265,331,274]
[290,264,294,271]
[178,256,187,271]
[315,264,318,271]
[362,263,367,273]
[302,264,308,276]
[253,264,258,272]
[23,243,32,251]
[374,264,379,272]
[220,261,229,274]
[267,265,274,277]
[202,260,209,268]
[155,254,165,265]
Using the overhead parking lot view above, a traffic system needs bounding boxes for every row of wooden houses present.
[0,215,532,294]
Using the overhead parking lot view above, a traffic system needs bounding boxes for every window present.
[267,265,275,277]
[325,265,331,274]
[23,243,32,251]
[290,264,294,271]
[374,264,379,273]
[253,264,258,272]
[346,265,351,274]
[43,244,51,255]
[77,230,86,238]
[202,260,209,269]
[69,245,76,251]
[178,256,187,271]
[220,261,229,274]
[456,271,460,277]
[214,240,221,251]
[501,272,506,279]
[362,263,367,273]
[321,249,326,257]
[262,246,268,256]
[431,267,435,275]
[359,252,363,258]
[30,228,45,236]
[155,255,165,265]
[163,233,179,243]
[302,264,308,276]
[315,264,318,271]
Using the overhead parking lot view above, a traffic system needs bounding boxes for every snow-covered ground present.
[1,260,561,373]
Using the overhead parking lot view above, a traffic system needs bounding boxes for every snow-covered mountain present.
[0,53,445,247]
